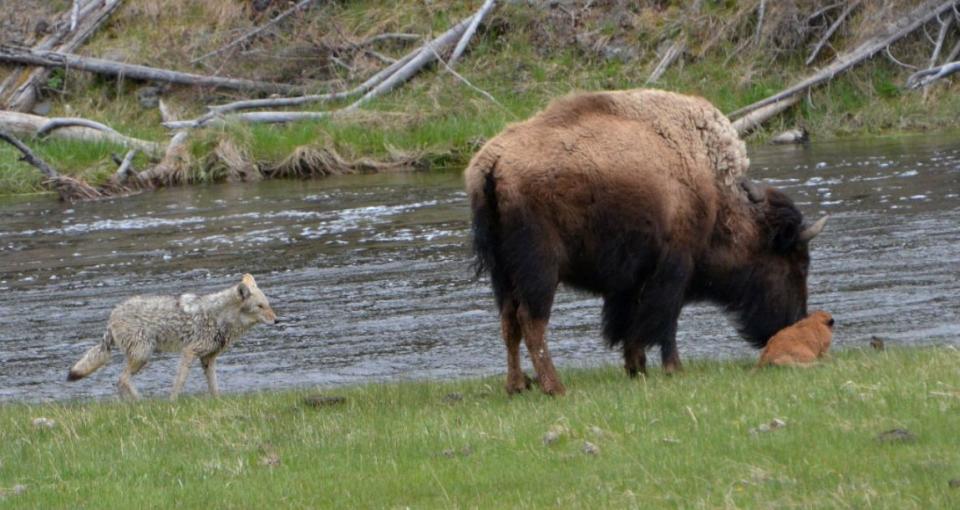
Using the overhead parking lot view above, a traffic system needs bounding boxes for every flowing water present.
[1,135,958,402]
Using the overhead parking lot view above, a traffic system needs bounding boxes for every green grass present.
[2,348,959,508]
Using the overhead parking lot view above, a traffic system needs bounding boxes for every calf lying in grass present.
[758,310,834,367]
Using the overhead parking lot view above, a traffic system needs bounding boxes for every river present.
[1,135,957,401]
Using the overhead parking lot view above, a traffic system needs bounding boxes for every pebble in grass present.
[949,479,960,489]
[303,395,346,409]
[749,418,786,435]
[31,417,56,429]
[543,424,569,446]
[0,485,27,499]
[442,392,464,404]
[877,428,917,443]
[582,441,600,456]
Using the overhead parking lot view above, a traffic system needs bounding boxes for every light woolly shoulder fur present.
[464,88,749,197]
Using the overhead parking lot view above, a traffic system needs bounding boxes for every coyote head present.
[237,274,278,326]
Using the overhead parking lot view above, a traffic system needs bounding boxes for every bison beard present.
[465,89,826,396]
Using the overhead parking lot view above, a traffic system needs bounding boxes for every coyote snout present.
[67,273,277,400]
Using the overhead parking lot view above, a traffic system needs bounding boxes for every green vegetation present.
[2,348,959,508]
[2,0,959,195]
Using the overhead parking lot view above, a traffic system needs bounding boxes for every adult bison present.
[465,89,826,396]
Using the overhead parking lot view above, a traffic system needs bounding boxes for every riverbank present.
[2,348,958,508]
[2,1,959,196]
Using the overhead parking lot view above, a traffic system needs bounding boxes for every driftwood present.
[729,0,959,122]
[731,96,800,135]
[112,149,138,184]
[135,131,190,186]
[448,0,496,67]
[190,0,318,64]
[2,0,123,112]
[0,130,104,201]
[806,0,861,66]
[0,44,306,95]
[0,110,162,154]
[906,60,960,88]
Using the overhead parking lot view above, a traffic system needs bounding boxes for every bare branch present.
[37,117,121,138]
[0,130,59,179]
[112,149,138,184]
[190,0,318,64]
[928,14,954,67]
[884,45,919,69]
[1,110,162,154]
[430,47,513,117]
[806,0,861,65]
[448,0,497,67]
[645,39,685,85]
[906,60,960,88]
[754,0,766,45]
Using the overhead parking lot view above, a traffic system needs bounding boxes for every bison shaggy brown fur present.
[758,310,834,367]
[465,89,827,396]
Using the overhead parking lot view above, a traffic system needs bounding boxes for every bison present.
[464,89,827,396]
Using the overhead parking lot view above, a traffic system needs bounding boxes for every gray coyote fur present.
[67,274,277,399]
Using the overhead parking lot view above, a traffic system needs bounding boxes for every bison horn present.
[798,215,829,242]
[740,179,766,203]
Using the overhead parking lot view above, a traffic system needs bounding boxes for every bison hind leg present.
[500,298,532,394]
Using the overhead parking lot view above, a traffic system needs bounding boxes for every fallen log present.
[906,60,960,88]
[731,96,800,135]
[729,0,960,121]
[645,39,685,85]
[0,110,162,154]
[3,0,123,112]
[0,44,306,95]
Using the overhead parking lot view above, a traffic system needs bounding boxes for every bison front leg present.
[636,253,692,376]
[624,343,647,378]
[518,304,565,396]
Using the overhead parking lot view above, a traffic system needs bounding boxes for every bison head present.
[731,180,827,348]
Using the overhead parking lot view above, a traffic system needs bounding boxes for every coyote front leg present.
[201,353,220,396]
[170,349,197,400]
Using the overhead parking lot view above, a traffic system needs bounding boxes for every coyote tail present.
[67,331,114,381]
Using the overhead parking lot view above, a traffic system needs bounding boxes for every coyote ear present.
[237,282,251,300]
[241,273,256,287]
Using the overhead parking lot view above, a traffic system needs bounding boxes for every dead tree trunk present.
[2,0,123,112]
[0,44,306,95]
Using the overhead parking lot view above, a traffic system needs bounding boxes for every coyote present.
[67,274,277,399]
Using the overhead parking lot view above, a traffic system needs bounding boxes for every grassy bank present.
[2,348,959,508]
[2,1,960,195]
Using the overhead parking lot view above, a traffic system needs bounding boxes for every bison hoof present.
[505,372,533,395]
[663,362,682,376]
[540,381,566,396]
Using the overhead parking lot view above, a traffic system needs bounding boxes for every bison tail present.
[468,157,510,308]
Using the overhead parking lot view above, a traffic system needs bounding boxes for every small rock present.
[441,448,455,458]
[303,394,346,408]
[877,428,916,443]
[137,86,162,109]
[588,426,604,438]
[32,417,56,429]
[869,336,886,351]
[661,437,680,444]
[31,101,52,116]
[749,418,786,435]
[949,479,960,489]
[582,441,600,456]
[0,484,27,498]
[770,128,809,145]
[442,392,463,404]
[543,424,568,446]
[259,443,280,467]
[460,446,473,457]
